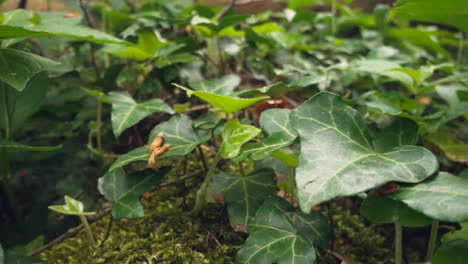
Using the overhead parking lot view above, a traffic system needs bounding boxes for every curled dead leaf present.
[148,144,170,170]
[373,182,400,196]
[148,132,164,153]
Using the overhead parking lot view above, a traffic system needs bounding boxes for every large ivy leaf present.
[48,196,95,216]
[236,199,322,264]
[108,146,150,172]
[361,195,432,227]
[99,167,169,218]
[290,92,438,212]
[373,118,419,153]
[238,109,297,160]
[393,0,468,32]
[0,49,58,91]
[432,240,468,264]
[221,119,261,159]
[424,131,468,164]
[209,169,276,227]
[0,11,126,45]
[0,141,62,153]
[390,172,468,222]
[189,74,240,95]
[149,114,208,159]
[109,92,174,137]
[174,83,269,113]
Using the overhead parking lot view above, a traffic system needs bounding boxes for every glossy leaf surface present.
[291,92,438,212]
[48,196,95,216]
[221,119,261,159]
[109,92,174,137]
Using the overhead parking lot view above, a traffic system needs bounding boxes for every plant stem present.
[426,220,439,261]
[1,83,10,140]
[96,101,103,153]
[456,32,464,70]
[395,221,403,264]
[79,215,96,248]
[197,146,208,172]
[289,167,296,207]
[189,151,222,215]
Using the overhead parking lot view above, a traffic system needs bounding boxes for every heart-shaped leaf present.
[236,199,327,264]
[99,167,169,218]
[108,146,150,172]
[189,74,240,95]
[0,141,62,153]
[238,109,298,160]
[173,83,269,113]
[290,92,438,212]
[48,196,95,216]
[109,92,174,137]
[221,119,261,159]
[361,195,432,227]
[209,168,276,227]
[390,172,468,222]
[149,114,208,159]
[0,48,58,91]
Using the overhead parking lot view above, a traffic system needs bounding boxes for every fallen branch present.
[27,169,204,257]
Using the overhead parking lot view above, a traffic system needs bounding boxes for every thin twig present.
[185,104,210,113]
[198,146,209,172]
[218,0,237,22]
[98,215,113,248]
[27,169,204,257]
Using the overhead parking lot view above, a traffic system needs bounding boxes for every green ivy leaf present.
[99,168,169,218]
[373,118,419,153]
[154,52,199,68]
[390,172,468,222]
[189,74,240,95]
[424,130,468,164]
[232,82,299,98]
[354,59,415,92]
[239,109,297,160]
[173,83,269,113]
[108,146,149,172]
[361,195,432,227]
[103,31,167,60]
[0,141,62,153]
[0,48,58,91]
[236,199,318,264]
[48,196,95,216]
[432,240,468,264]
[291,92,438,212]
[109,92,174,137]
[210,169,276,227]
[441,224,468,243]
[149,114,208,159]
[221,119,261,159]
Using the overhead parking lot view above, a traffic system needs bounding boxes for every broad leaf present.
[233,78,318,98]
[0,11,126,45]
[0,48,58,91]
[109,92,174,137]
[361,195,432,227]
[108,146,149,172]
[0,141,62,153]
[286,210,330,249]
[149,114,207,159]
[210,169,276,227]
[238,109,297,160]
[390,172,468,222]
[174,83,269,113]
[48,196,95,216]
[103,31,167,60]
[424,131,468,164]
[354,59,414,91]
[154,52,199,68]
[373,118,419,152]
[99,168,169,218]
[432,240,468,264]
[291,92,438,212]
[221,119,261,159]
[236,199,320,264]
[189,74,240,96]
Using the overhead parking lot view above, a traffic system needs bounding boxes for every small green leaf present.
[361,195,432,227]
[232,81,306,98]
[291,92,438,212]
[0,141,62,153]
[442,225,468,243]
[424,131,468,164]
[173,83,269,113]
[271,150,298,167]
[221,119,261,159]
[189,74,240,95]
[109,92,174,137]
[390,172,468,222]
[432,240,468,264]
[210,169,276,227]
[0,48,58,91]
[149,114,208,159]
[48,195,95,216]
[100,168,169,219]
[108,146,150,172]
[354,59,414,91]
[103,31,166,60]
[154,52,199,68]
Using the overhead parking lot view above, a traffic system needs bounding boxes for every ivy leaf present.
[99,168,169,219]
[0,48,58,91]
[210,169,276,227]
[291,92,438,212]
[108,146,149,172]
[103,31,167,60]
[361,195,432,227]
[149,114,208,159]
[173,83,269,113]
[239,109,297,160]
[48,196,95,216]
[354,59,414,91]
[424,131,468,164]
[236,199,318,264]
[221,119,261,159]
[109,92,174,138]
[189,74,241,95]
[432,240,468,264]
[373,118,419,153]
[0,141,62,153]
[286,210,331,249]
[390,172,468,222]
